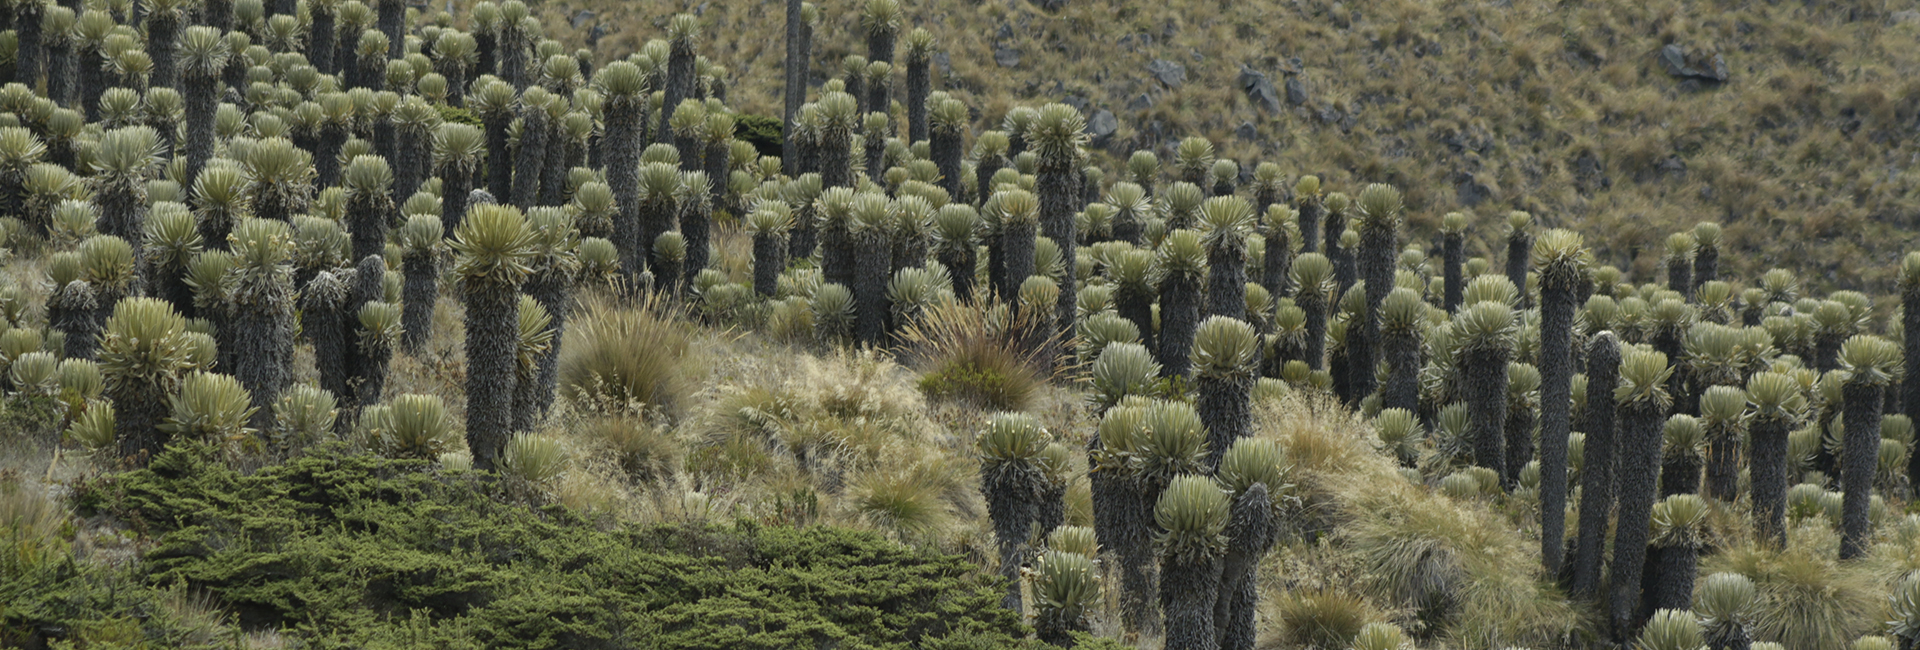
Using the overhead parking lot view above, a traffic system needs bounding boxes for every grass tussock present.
[1253,389,1583,647]
[558,294,700,419]
[898,298,1056,412]
[1705,523,1888,649]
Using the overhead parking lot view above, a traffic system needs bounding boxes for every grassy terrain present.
[529,0,1920,290]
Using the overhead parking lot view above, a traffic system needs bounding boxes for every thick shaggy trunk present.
[1331,244,1355,298]
[789,203,818,263]
[1215,485,1274,650]
[1206,249,1245,321]
[464,282,519,471]
[1103,474,1164,638]
[79,48,103,121]
[535,123,567,206]
[753,233,786,297]
[1841,381,1883,559]
[863,130,884,179]
[1089,445,1156,637]
[853,232,892,344]
[1667,258,1692,301]
[1198,373,1252,472]
[1158,275,1200,378]
[1464,347,1511,481]
[50,283,99,360]
[1705,427,1741,502]
[355,338,392,409]
[183,74,218,188]
[603,101,642,283]
[1038,165,1077,337]
[230,294,294,433]
[868,79,891,126]
[524,274,571,420]
[401,254,437,355]
[1538,280,1577,573]
[317,124,346,188]
[484,113,515,200]
[1330,340,1352,402]
[510,109,548,208]
[820,219,854,288]
[1505,395,1535,489]
[1659,455,1701,497]
[304,285,349,399]
[347,200,392,263]
[820,130,852,190]
[1160,553,1222,650]
[981,463,1042,612]
[1637,544,1698,626]
[1296,200,1322,254]
[395,125,428,202]
[658,45,695,139]
[1355,228,1393,402]
[938,245,977,305]
[1609,398,1666,643]
[1443,233,1463,312]
[975,157,1004,207]
[48,39,74,108]
[1262,227,1290,299]
[1383,330,1420,415]
[1571,333,1620,598]
[1300,294,1326,370]
[305,10,333,76]
[1001,221,1035,298]
[781,0,804,175]
[931,129,963,203]
[377,0,403,58]
[1907,286,1920,497]
[906,57,929,143]
[1693,248,1717,288]
[1507,234,1531,308]
[1035,479,1065,548]
[439,164,473,235]
[1117,282,1156,354]
[1749,416,1790,548]
[16,3,42,91]
[111,378,172,465]
[341,256,385,405]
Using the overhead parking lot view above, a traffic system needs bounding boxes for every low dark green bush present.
[49,443,1087,649]
[435,104,483,128]
[733,113,784,159]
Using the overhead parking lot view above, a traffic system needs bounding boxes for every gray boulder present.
[1086,109,1119,147]
[1238,65,1281,113]
[1285,77,1310,106]
[1659,44,1728,83]
[1148,59,1186,89]
[994,43,1021,68]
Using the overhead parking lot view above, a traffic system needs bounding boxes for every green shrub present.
[732,113,783,159]
[434,103,482,127]
[82,444,1034,650]
[917,354,1040,412]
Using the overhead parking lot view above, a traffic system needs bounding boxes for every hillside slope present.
[531,0,1920,290]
